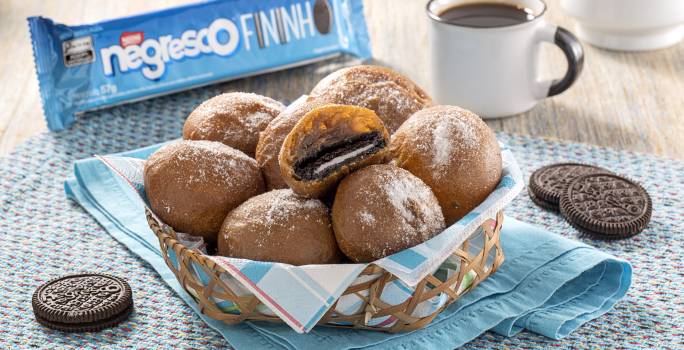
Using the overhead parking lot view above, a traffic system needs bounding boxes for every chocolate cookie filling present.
[293,131,387,181]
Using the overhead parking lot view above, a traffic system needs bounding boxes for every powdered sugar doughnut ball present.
[331,165,446,263]
[218,189,342,265]
[255,101,332,191]
[307,65,435,135]
[183,92,286,157]
[144,140,265,242]
[386,106,502,226]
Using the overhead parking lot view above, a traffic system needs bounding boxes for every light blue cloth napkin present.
[64,144,632,350]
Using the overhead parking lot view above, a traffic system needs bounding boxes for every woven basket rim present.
[145,207,504,333]
[145,208,502,274]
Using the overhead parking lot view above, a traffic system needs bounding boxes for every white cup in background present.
[428,0,583,119]
[561,0,684,52]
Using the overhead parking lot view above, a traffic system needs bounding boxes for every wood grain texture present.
[1,0,683,159]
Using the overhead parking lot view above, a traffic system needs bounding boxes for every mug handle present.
[536,23,584,98]
[548,27,584,97]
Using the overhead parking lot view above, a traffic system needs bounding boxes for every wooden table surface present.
[1,0,683,159]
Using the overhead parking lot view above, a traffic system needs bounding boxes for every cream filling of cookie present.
[314,144,375,175]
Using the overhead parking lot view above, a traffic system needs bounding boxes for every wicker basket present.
[146,208,504,333]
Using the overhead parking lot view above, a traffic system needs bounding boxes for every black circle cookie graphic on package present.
[32,273,133,332]
[314,0,334,35]
[560,173,652,239]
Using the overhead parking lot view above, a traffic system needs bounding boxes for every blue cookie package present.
[28,0,371,131]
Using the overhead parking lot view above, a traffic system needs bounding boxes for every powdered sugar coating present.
[144,140,265,240]
[332,165,446,263]
[183,92,286,157]
[358,211,376,225]
[162,140,255,185]
[228,189,328,236]
[404,106,479,179]
[386,105,502,225]
[307,66,435,134]
[218,189,341,265]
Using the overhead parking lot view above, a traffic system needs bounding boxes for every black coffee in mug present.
[438,2,536,27]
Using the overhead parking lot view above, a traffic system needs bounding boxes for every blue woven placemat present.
[0,84,682,349]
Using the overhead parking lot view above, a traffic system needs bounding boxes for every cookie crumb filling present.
[293,131,386,181]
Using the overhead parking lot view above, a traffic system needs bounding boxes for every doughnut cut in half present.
[256,101,333,191]
[279,105,390,199]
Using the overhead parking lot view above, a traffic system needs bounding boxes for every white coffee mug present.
[560,0,684,51]
[427,0,583,119]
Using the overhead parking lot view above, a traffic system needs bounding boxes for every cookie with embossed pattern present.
[528,189,559,212]
[34,302,134,333]
[32,273,133,332]
[529,163,613,206]
[560,173,652,239]
[560,208,630,240]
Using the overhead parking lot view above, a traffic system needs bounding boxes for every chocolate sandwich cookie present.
[561,208,632,240]
[559,173,652,239]
[32,273,133,332]
[528,189,559,212]
[529,163,613,209]
[35,303,134,333]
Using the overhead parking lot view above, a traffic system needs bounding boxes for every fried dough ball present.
[386,106,502,226]
[307,65,435,134]
[218,189,343,265]
[144,140,265,242]
[332,165,446,263]
[183,92,286,157]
